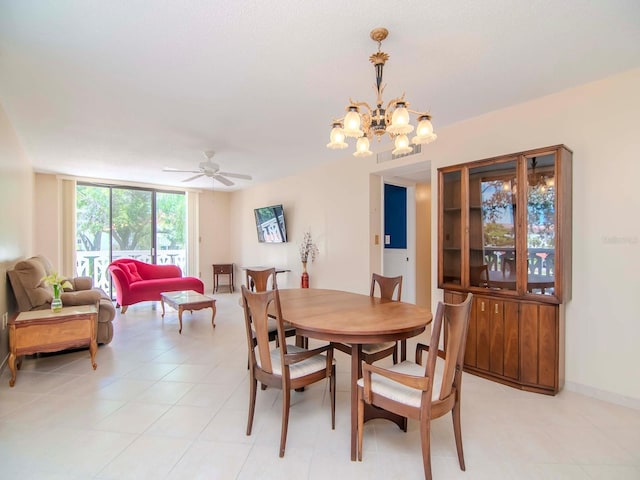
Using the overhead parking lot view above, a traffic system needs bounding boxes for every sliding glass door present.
[76,183,186,296]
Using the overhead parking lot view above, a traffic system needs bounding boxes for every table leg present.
[8,352,16,387]
[161,299,166,317]
[211,302,217,329]
[178,306,183,334]
[89,338,98,370]
[350,343,362,461]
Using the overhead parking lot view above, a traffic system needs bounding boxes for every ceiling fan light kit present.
[326,27,437,157]
[162,151,252,186]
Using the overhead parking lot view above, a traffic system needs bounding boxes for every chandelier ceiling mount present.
[327,28,437,157]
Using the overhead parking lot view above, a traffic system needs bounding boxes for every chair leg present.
[279,388,291,457]
[420,417,433,480]
[392,344,398,364]
[452,398,466,471]
[246,376,257,436]
[330,365,336,429]
[121,305,128,314]
[357,388,364,461]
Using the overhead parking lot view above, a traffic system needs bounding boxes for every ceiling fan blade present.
[163,167,201,173]
[217,171,252,180]
[213,174,234,186]
[182,174,205,182]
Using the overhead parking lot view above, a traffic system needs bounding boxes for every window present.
[76,184,186,296]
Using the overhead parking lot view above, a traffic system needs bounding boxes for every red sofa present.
[108,258,204,313]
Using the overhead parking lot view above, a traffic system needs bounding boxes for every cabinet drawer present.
[213,265,232,274]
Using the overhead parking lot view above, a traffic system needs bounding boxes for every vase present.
[301,262,309,288]
[51,284,63,313]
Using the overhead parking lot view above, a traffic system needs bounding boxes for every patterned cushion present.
[357,360,444,407]
[257,345,332,379]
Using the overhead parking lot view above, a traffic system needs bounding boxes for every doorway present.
[376,162,431,308]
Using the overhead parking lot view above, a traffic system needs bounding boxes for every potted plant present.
[42,272,73,312]
[299,231,319,288]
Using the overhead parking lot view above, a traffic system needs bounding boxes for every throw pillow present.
[123,262,143,282]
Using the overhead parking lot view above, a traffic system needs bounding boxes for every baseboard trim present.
[565,381,640,410]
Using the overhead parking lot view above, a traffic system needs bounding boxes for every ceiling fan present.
[163,150,252,186]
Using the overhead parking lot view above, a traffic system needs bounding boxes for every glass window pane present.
[112,188,152,262]
[526,154,556,295]
[76,185,111,292]
[156,191,186,273]
[469,160,518,291]
[442,170,462,285]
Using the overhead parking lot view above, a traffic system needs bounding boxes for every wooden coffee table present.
[8,304,98,387]
[160,290,217,334]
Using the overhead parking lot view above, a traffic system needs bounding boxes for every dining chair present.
[241,285,336,457]
[245,268,297,345]
[334,273,403,363]
[357,293,473,480]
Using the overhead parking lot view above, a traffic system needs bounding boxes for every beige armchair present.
[7,255,115,344]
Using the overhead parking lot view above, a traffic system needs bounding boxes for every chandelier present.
[326,28,437,157]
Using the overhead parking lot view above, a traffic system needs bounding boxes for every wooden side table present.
[8,304,98,387]
[212,263,234,293]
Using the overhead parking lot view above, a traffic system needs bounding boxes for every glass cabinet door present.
[525,153,556,296]
[441,170,462,285]
[468,159,518,292]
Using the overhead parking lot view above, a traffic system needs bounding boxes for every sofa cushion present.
[125,262,143,282]
[119,262,143,283]
[13,259,53,309]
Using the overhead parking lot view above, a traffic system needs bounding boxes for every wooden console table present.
[8,304,98,387]
[212,263,234,293]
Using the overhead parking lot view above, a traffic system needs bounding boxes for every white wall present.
[198,190,233,293]
[0,102,33,366]
[230,68,640,404]
[230,155,374,293]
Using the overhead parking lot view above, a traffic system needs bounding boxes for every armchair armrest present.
[60,289,101,306]
[284,344,334,375]
[361,362,429,403]
[70,276,93,291]
[415,342,446,365]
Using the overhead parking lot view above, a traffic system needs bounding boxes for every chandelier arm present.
[348,99,374,115]
[407,109,432,119]
[385,94,407,111]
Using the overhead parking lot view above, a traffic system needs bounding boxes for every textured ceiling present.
[1,0,639,190]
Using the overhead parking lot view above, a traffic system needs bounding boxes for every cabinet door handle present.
[495,304,499,314]
[481,301,485,312]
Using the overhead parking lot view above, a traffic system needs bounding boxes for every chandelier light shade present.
[327,122,348,149]
[326,28,437,157]
[354,136,373,157]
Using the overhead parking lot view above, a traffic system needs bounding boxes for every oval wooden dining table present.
[276,288,432,461]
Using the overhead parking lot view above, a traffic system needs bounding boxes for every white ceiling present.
[1,1,639,191]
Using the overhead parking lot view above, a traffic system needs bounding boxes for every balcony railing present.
[76,250,186,293]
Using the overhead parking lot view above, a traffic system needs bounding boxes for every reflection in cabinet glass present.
[468,159,518,292]
[439,145,572,395]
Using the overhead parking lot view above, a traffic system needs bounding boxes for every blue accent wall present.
[384,184,407,249]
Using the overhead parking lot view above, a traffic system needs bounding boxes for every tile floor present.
[1,292,639,479]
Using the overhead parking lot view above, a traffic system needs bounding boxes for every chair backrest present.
[423,293,473,402]
[246,268,278,292]
[469,264,491,288]
[370,273,402,301]
[241,285,286,375]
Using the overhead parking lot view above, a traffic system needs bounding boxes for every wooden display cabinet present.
[439,145,572,395]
